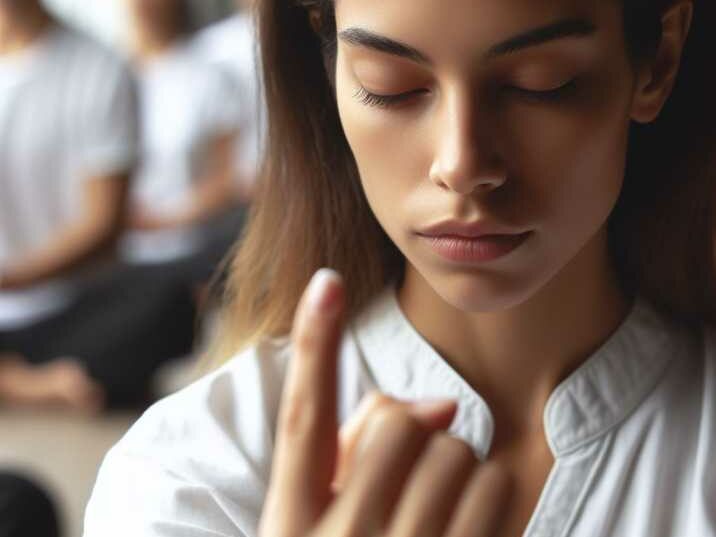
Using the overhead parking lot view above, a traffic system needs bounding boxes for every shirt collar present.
[350,286,682,460]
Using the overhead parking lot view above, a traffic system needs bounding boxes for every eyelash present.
[353,86,424,108]
[504,79,578,102]
[354,79,577,108]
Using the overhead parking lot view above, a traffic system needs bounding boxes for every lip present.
[416,220,532,263]
[417,219,527,239]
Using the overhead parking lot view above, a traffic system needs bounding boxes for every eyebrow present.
[337,17,597,65]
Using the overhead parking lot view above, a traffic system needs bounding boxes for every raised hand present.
[258,269,512,537]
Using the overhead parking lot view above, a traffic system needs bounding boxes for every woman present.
[85,0,716,536]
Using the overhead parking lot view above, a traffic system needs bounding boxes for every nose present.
[428,88,506,195]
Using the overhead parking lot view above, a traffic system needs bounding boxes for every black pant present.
[0,262,197,408]
[0,472,59,537]
[0,205,247,408]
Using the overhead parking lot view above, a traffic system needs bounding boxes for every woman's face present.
[335,0,642,311]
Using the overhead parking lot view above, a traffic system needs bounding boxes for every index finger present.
[268,269,346,529]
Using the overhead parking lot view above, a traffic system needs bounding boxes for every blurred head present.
[126,0,191,41]
[211,0,715,361]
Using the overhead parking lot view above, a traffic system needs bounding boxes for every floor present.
[0,408,138,537]
[0,356,197,537]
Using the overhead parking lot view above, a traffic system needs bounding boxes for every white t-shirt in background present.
[84,288,716,537]
[0,23,138,328]
[121,43,242,265]
[130,42,242,220]
[193,12,265,185]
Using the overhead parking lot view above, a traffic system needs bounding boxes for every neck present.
[132,27,179,61]
[398,227,630,444]
[0,2,51,55]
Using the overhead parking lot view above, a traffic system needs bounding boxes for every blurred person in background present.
[122,0,246,297]
[0,0,135,412]
[193,0,264,201]
[0,471,60,537]
[0,0,195,412]
[126,0,243,231]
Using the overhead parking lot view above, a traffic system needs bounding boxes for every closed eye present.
[353,86,427,108]
[503,79,578,102]
[354,79,577,108]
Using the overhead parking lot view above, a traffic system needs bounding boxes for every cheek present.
[336,72,429,234]
[504,92,631,245]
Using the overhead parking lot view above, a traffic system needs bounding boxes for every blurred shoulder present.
[50,23,130,74]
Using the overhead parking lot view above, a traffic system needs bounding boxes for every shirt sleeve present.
[82,340,291,537]
[77,51,140,178]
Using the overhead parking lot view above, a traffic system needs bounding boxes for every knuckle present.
[366,390,394,410]
[340,392,394,443]
[370,404,423,438]
[428,433,477,466]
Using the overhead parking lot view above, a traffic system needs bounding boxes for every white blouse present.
[83,287,716,537]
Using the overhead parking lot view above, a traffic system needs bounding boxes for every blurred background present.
[0,0,261,535]
[45,0,234,47]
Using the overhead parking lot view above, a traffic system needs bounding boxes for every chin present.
[442,284,529,314]
[427,266,550,314]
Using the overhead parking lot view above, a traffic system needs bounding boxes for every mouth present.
[417,231,532,263]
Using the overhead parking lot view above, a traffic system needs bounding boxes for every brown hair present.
[206,0,716,366]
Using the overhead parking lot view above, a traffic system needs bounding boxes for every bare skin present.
[0,0,50,54]
[0,353,104,414]
[126,0,185,59]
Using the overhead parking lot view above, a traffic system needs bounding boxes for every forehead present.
[335,0,622,60]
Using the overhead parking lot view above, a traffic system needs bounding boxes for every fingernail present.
[306,268,342,316]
